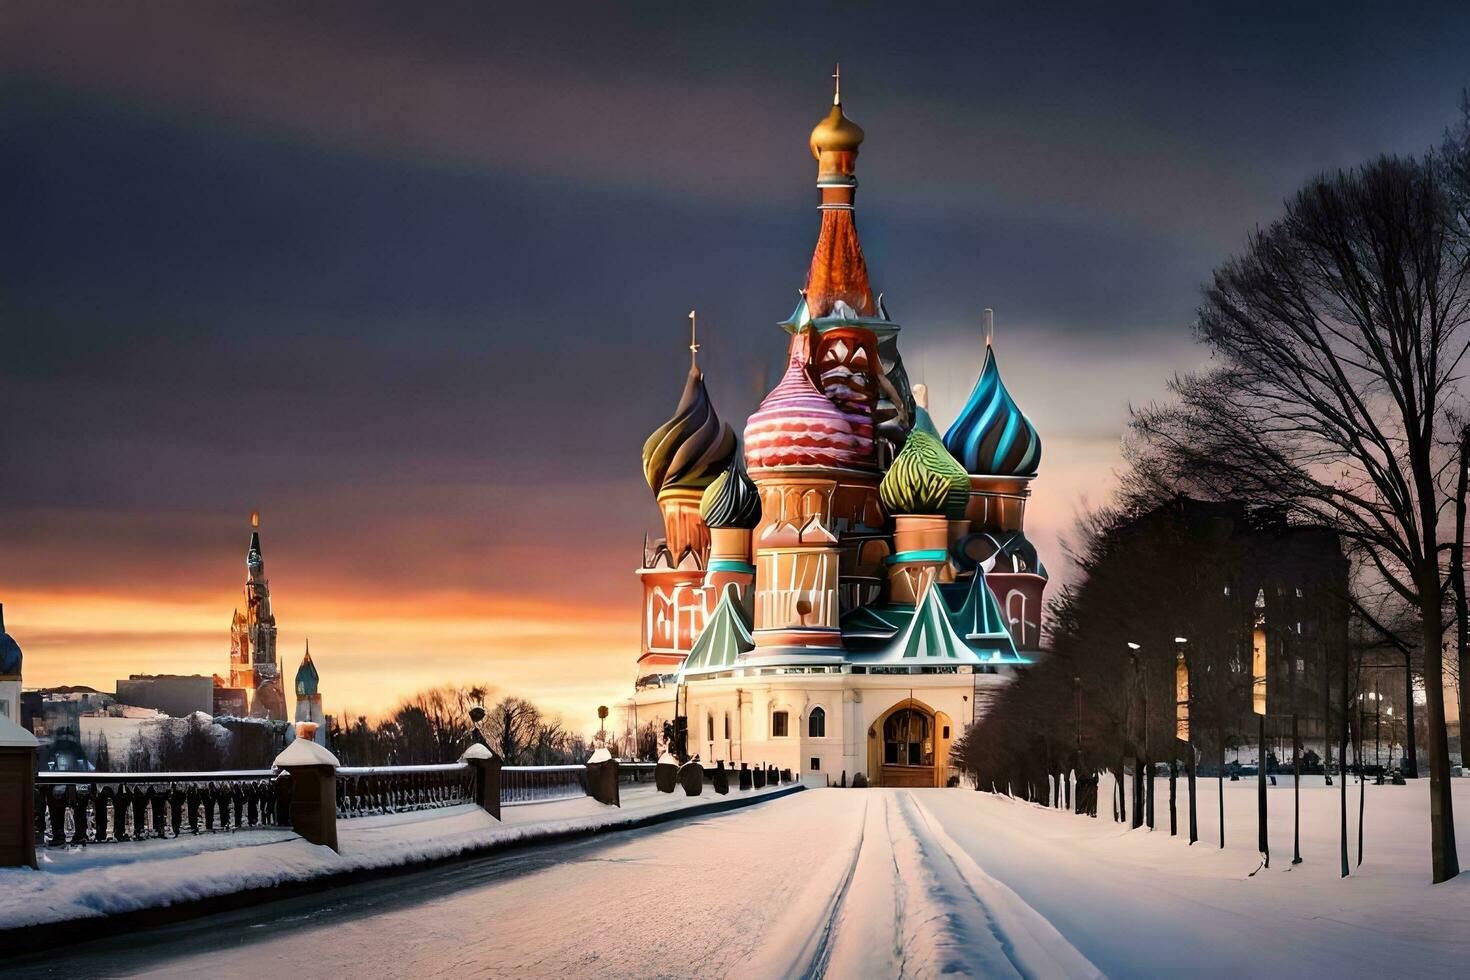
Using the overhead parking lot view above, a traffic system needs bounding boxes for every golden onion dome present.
[810,102,865,160]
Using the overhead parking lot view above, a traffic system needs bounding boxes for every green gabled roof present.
[841,601,916,641]
[678,584,753,678]
[853,584,976,663]
[847,571,1028,666]
[951,569,1020,660]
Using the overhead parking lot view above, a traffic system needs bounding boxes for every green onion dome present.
[700,455,762,530]
[879,406,971,518]
[642,363,737,496]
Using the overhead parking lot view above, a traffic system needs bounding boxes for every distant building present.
[293,642,327,745]
[115,674,214,719]
[217,511,288,720]
[211,679,248,718]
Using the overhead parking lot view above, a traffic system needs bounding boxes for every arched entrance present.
[867,698,955,788]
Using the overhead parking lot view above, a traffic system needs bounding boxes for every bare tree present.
[1132,151,1470,881]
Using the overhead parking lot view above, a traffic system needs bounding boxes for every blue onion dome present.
[0,605,19,674]
[643,363,737,496]
[295,645,319,697]
[943,344,1042,477]
[700,455,762,530]
[0,631,20,676]
[880,406,971,518]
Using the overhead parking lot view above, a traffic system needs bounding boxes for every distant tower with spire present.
[226,511,287,719]
[294,641,326,745]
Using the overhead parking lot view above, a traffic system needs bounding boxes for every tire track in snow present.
[813,791,1101,980]
[797,796,869,980]
[908,793,1104,980]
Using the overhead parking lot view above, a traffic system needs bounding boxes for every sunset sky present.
[4,3,1469,730]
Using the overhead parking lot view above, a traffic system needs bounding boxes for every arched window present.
[808,706,826,738]
[882,709,933,767]
[706,712,714,742]
[723,711,730,739]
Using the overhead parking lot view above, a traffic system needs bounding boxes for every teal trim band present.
[883,549,949,566]
[707,559,756,574]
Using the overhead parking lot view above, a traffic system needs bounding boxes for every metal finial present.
[833,63,841,105]
[983,308,994,347]
[250,509,260,529]
[688,309,701,365]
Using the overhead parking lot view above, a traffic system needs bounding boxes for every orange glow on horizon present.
[6,586,641,733]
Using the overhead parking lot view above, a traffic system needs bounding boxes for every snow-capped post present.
[677,760,703,796]
[460,742,503,820]
[654,752,678,793]
[273,721,340,852]
[0,712,38,869]
[585,747,619,807]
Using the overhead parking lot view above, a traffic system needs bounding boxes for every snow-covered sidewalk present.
[0,782,797,935]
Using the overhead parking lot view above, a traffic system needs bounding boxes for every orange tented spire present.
[805,209,875,318]
[804,67,875,319]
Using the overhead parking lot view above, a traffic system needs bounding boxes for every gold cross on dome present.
[832,64,841,105]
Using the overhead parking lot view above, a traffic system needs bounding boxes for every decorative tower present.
[942,313,1049,650]
[229,511,287,719]
[878,386,971,605]
[637,314,738,682]
[699,455,761,597]
[0,604,22,722]
[294,642,326,745]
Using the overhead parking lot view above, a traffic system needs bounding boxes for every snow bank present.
[0,782,797,933]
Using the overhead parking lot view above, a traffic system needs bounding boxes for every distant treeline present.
[328,684,591,767]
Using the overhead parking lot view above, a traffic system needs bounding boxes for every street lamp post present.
[1073,675,1083,816]
[1128,642,1151,830]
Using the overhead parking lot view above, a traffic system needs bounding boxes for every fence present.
[33,770,290,847]
[501,764,587,805]
[336,763,477,818]
[8,753,790,863]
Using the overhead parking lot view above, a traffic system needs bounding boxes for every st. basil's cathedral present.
[632,76,1048,787]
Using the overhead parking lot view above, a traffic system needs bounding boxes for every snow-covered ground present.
[921,774,1470,978]
[0,782,795,933]
[8,777,1469,978]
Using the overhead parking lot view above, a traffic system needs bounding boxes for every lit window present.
[772,711,789,737]
[809,706,826,738]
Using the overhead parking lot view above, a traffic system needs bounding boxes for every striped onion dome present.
[700,455,762,530]
[942,345,1041,477]
[642,364,737,495]
[744,334,875,471]
[879,406,970,518]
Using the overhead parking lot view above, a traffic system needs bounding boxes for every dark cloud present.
[2,2,1467,710]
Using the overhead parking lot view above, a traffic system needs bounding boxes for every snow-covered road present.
[11,781,1470,978]
[8,789,1098,979]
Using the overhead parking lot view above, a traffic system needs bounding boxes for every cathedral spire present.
[805,71,874,319]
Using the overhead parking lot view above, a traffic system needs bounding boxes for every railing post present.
[272,724,340,853]
[461,743,503,820]
[654,752,678,794]
[0,715,38,869]
[585,748,620,807]
[677,760,703,797]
